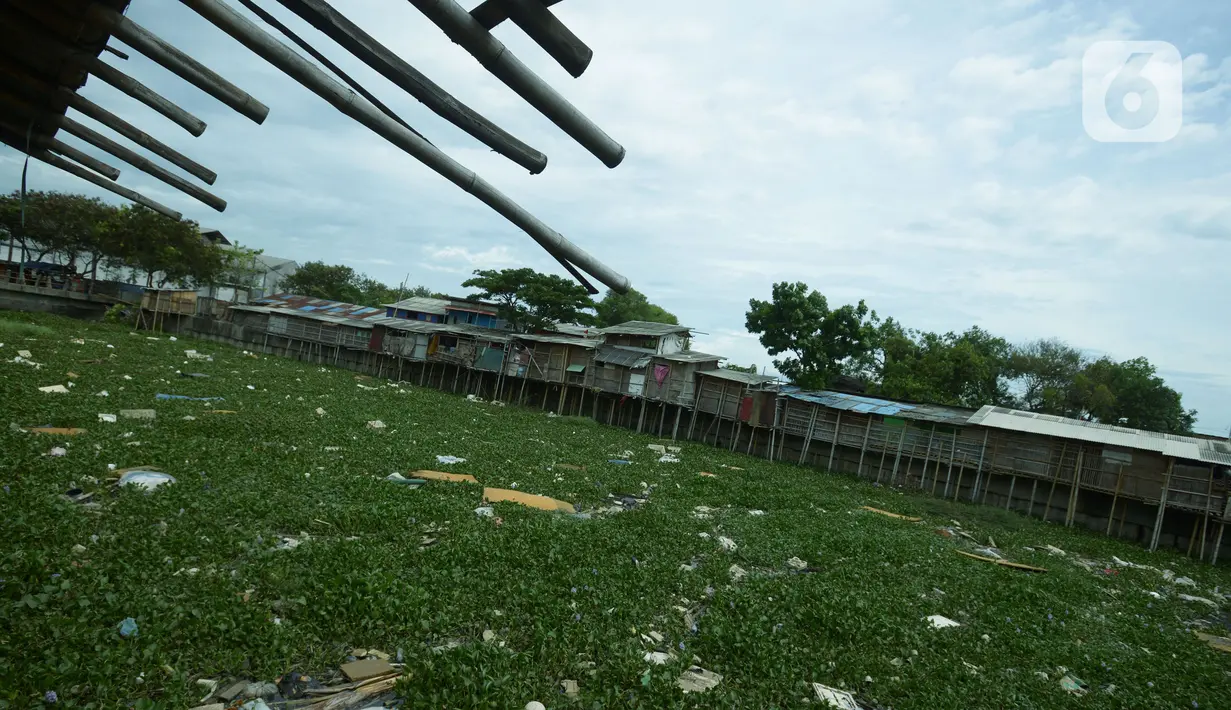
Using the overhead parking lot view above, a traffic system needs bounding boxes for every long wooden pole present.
[31,150,180,219]
[1065,448,1084,527]
[179,0,631,293]
[826,412,843,472]
[1106,464,1125,536]
[1044,441,1068,523]
[1200,465,1215,561]
[1149,458,1175,551]
[89,60,207,135]
[799,408,817,464]
[855,416,873,477]
[889,424,908,486]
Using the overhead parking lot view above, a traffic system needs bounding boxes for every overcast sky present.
[2,0,1229,435]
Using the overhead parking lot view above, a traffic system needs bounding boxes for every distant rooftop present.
[383,296,451,315]
[600,321,690,337]
[785,390,975,427]
[700,369,779,386]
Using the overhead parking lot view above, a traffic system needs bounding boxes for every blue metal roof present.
[785,390,974,425]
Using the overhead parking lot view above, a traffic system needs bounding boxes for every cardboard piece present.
[861,506,922,522]
[340,658,394,681]
[28,427,87,435]
[413,470,479,484]
[207,410,238,415]
[956,550,1048,573]
[1194,631,1231,653]
[698,471,718,477]
[483,487,575,513]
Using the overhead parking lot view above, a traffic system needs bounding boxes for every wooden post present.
[730,421,741,452]
[826,412,843,472]
[672,406,682,440]
[637,397,646,433]
[1187,517,1201,558]
[799,408,818,464]
[875,426,890,483]
[856,416,873,477]
[1212,521,1225,566]
[557,383,567,414]
[591,391,599,420]
[686,402,698,440]
[889,424,908,486]
[1149,458,1175,552]
[658,403,666,437]
[970,430,991,502]
[918,424,936,491]
[1200,465,1215,561]
[1106,464,1125,536]
[464,367,472,393]
[941,430,958,498]
[747,427,756,455]
[1044,441,1068,523]
[1005,476,1016,511]
[1066,448,1084,527]
[1027,479,1039,517]
[518,375,528,405]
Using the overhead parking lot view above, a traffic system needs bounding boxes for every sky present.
[2,0,1229,436]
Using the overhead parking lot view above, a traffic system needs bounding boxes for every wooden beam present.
[498,0,593,78]
[90,60,208,136]
[178,0,632,294]
[471,0,564,29]
[88,4,270,124]
[62,89,218,184]
[32,149,181,219]
[404,0,625,168]
[54,114,226,211]
[272,0,546,173]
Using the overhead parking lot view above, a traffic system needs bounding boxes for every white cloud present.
[3,0,1229,432]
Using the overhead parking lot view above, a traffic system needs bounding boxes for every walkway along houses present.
[160,292,1231,563]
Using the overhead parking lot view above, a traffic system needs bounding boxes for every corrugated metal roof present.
[551,323,603,338]
[786,391,975,426]
[659,350,722,363]
[966,406,1214,461]
[513,333,600,348]
[383,297,451,315]
[600,321,691,337]
[254,294,388,322]
[699,369,779,386]
[595,345,653,368]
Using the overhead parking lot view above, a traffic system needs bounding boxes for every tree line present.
[0,191,261,290]
[284,263,682,332]
[746,281,1198,434]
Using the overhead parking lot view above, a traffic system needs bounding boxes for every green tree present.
[745,282,880,390]
[1073,356,1196,433]
[280,261,362,303]
[875,326,1014,408]
[1007,339,1088,415]
[593,288,678,327]
[462,267,595,332]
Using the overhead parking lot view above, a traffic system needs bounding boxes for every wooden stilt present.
[592,391,599,421]
[1106,464,1125,536]
[1149,458,1175,552]
[558,384,567,414]
[672,405,682,440]
[941,430,957,498]
[1065,448,1084,527]
[952,462,966,502]
[730,421,742,452]
[856,416,873,477]
[610,398,617,428]
[889,424,907,486]
[746,427,755,455]
[1005,476,1016,510]
[1044,441,1068,523]
[1200,465,1215,561]
[658,403,666,437]
[1027,479,1038,517]
[637,398,646,433]
[519,375,527,405]
[799,408,818,464]
[826,412,843,472]
[875,429,890,483]
[1187,516,1200,558]
[918,424,936,491]
[1211,521,1225,566]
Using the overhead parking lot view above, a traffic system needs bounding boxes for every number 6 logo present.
[1082,41,1183,143]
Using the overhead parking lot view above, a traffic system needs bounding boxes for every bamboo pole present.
[856,416,873,477]
[889,424,907,486]
[403,0,624,168]
[940,430,958,498]
[1065,448,1084,527]
[1028,479,1039,517]
[45,138,120,180]
[1106,464,1125,536]
[89,60,207,135]
[497,0,593,77]
[1212,522,1225,566]
[178,0,631,294]
[1200,465,1215,561]
[637,397,646,433]
[89,4,270,123]
[61,89,217,183]
[799,408,817,464]
[672,405,682,440]
[31,150,180,219]
[971,430,991,502]
[1149,458,1175,552]
[826,412,843,472]
[1044,441,1068,523]
[918,424,936,491]
[1005,476,1016,511]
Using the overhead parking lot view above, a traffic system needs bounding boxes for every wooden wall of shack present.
[171,306,1231,562]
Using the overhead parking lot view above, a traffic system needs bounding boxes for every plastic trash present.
[474,506,494,518]
[436,455,465,464]
[315,407,326,416]
[386,473,426,487]
[120,409,156,420]
[98,413,117,423]
[95,390,109,397]
[1059,674,1088,695]
[658,454,680,463]
[17,349,31,358]
[38,385,69,394]
[156,394,223,402]
[118,470,176,492]
[812,683,860,709]
[608,459,632,465]
[118,617,139,638]
[240,700,272,710]
[525,703,546,710]
[179,372,210,378]
[367,420,387,430]
[677,666,722,693]
[718,536,738,552]
[48,447,67,457]
[926,615,961,629]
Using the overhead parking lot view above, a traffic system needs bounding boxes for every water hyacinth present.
[3,313,1231,709]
